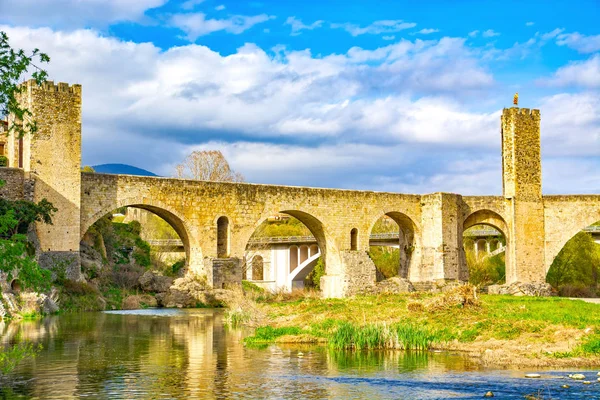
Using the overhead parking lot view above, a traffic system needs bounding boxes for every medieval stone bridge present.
[0,80,598,297]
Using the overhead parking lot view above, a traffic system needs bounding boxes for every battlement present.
[22,79,81,94]
[502,107,540,119]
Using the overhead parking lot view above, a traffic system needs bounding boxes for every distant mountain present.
[91,163,158,177]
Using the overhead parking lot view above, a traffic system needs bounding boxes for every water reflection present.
[0,310,597,399]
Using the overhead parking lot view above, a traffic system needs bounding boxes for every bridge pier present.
[417,193,468,284]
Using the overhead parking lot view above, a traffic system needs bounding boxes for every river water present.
[0,309,598,399]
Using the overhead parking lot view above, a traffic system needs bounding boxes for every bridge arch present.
[545,204,600,275]
[367,211,421,280]
[463,209,509,281]
[80,198,201,273]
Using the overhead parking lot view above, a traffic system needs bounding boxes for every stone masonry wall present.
[0,168,24,200]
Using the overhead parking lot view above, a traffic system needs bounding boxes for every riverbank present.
[240,287,600,368]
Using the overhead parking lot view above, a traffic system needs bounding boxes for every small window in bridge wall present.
[252,255,264,281]
[350,228,358,250]
[217,216,230,257]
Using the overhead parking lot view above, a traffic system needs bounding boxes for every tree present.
[174,150,244,182]
[546,231,600,290]
[1,31,50,138]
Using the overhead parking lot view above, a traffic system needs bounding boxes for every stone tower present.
[8,80,83,278]
[501,107,546,283]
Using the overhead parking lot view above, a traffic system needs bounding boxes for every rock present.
[122,294,158,310]
[39,292,59,314]
[484,391,494,397]
[525,373,541,378]
[583,381,591,385]
[562,384,570,388]
[139,271,173,293]
[372,277,415,294]
[487,282,554,297]
[569,373,585,380]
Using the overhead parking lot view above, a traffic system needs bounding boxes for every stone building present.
[0,80,598,298]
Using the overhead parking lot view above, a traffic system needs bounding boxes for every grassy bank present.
[241,289,600,367]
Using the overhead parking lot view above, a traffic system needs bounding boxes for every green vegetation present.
[0,184,54,291]
[465,247,506,287]
[0,31,50,138]
[81,165,95,173]
[305,257,325,289]
[546,231,600,297]
[253,216,311,237]
[0,156,7,167]
[242,290,600,366]
[0,342,42,375]
[244,326,302,346]
[368,247,400,279]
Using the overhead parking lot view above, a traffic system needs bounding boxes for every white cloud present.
[540,55,600,88]
[180,0,204,10]
[415,28,439,35]
[526,22,535,26]
[468,30,479,38]
[556,32,600,54]
[540,28,564,41]
[170,12,275,40]
[285,17,324,36]
[332,20,416,36]
[215,5,226,11]
[4,25,597,193]
[382,35,395,41]
[482,29,500,38]
[0,0,167,28]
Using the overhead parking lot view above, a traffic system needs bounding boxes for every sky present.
[0,0,598,195]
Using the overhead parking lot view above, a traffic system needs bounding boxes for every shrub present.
[0,156,7,167]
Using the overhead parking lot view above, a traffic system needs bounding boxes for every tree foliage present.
[174,150,244,182]
[0,31,50,138]
[546,231,600,291]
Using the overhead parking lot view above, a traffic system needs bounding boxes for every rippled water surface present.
[1,309,599,399]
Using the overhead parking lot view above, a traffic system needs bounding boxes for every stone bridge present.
[0,80,598,297]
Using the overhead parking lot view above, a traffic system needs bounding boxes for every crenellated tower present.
[501,107,546,283]
[7,80,83,278]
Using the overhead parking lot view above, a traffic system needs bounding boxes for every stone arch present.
[367,211,421,279]
[350,228,358,251]
[463,209,509,279]
[545,209,600,274]
[81,198,199,272]
[217,216,230,258]
[280,209,332,273]
[251,255,264,281]
[10,279,21,293]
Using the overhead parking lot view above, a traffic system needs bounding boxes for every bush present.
[305,257,325,290]
[0,156,7,167]
[368,247,400,279]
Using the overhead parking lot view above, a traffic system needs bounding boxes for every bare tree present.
[174,150,244,182]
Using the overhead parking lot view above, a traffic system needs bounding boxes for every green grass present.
[249,293,600,362]
[244,326,303,346]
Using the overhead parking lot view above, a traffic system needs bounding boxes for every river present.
[0,309,597,399]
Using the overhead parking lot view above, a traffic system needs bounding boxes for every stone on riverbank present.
[487,282,554,297]
[139,271,173,293]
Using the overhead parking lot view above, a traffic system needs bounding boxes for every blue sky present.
[0,0,598,194]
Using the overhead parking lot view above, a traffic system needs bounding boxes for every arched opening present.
[244,211,326,292]
[368,212,418,281]
[10,279,21,293]
[80,204,191,296]
[251,255,264,281]
[546,221,600,297]
[350,228,358,251]
[463,210,508,287]
[217,216,230,258]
